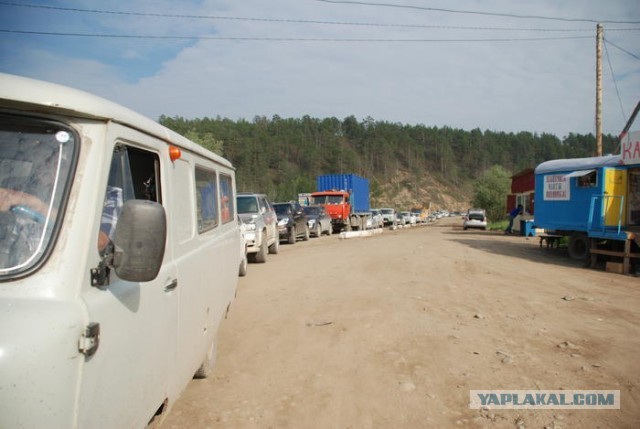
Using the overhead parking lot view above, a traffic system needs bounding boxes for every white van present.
[0,73,241,428]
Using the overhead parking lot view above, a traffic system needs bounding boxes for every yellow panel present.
[604,168,627,226]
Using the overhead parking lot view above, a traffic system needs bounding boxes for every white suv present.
[379,208,396,226]
[236,193,279,262]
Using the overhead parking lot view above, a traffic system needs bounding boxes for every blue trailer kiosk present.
[534,137,640,273]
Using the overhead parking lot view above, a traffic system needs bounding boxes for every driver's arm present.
[0,188,51,217]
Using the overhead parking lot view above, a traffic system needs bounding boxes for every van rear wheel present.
[238,249,248,277]
[194,338,217,379]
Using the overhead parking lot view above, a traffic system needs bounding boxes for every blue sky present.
[1,0,639,138]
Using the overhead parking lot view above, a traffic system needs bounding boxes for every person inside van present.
[97,185,124,253]
[0,188,52,220]
[97,145,134,253]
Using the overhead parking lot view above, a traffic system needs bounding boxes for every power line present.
[604,40,627,122]
[0,29,594,43]
[1,1,639,32]
[315,0,640,25]
[605,39,640,61]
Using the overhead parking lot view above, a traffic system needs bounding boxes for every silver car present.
[236,193,279,262]
[463,208,488,231]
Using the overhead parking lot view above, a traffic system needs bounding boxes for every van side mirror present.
[112,200,166,282]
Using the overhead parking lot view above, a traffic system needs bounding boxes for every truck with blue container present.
[533,126,640,274]
[311,174,372,233]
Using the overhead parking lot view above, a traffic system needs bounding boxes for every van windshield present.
[0,114,76,279]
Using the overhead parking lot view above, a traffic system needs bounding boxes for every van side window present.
[127,146,161,203]
[220,174,235,224]
[98,145,161,253]
[195,167,218,233]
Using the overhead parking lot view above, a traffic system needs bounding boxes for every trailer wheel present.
[568,234,590,262]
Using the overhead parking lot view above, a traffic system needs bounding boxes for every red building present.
[506,168,535,216]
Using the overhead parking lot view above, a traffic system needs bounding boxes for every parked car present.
[396,212,406,226]
[370,209,384,228]
[303,205,332,237]
[379,207,396,226]
[410,208,426,224]
[237,193,279,262]
[463,208,488,230]
[273,201,310,244]
[400,211,413,225]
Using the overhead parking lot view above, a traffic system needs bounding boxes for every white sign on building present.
[544,174,570,201]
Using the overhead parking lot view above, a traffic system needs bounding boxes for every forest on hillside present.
[159,115,619,208]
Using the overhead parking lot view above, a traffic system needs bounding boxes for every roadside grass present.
[488,220,508,231]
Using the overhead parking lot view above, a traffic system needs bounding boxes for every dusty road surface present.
[159,217,639,429]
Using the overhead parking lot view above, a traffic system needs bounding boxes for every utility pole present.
[595,23,603,156]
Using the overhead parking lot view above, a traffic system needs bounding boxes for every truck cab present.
[311,190,351,231]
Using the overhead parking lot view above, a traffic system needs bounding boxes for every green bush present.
[472,166,511,222]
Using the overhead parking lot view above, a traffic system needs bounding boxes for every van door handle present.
[164,279,178,292]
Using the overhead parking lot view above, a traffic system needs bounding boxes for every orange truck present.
[310,174,372,233]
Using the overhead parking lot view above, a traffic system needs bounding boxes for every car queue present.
[234,195,459,272]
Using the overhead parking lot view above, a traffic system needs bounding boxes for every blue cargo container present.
[534,152,640,270]
[316,174,370,212]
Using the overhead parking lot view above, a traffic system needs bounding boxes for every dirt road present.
[159,218,639,429]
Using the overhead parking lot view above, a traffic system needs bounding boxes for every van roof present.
[0,73,232,169]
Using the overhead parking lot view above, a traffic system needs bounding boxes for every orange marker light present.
[169,145,182,162]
